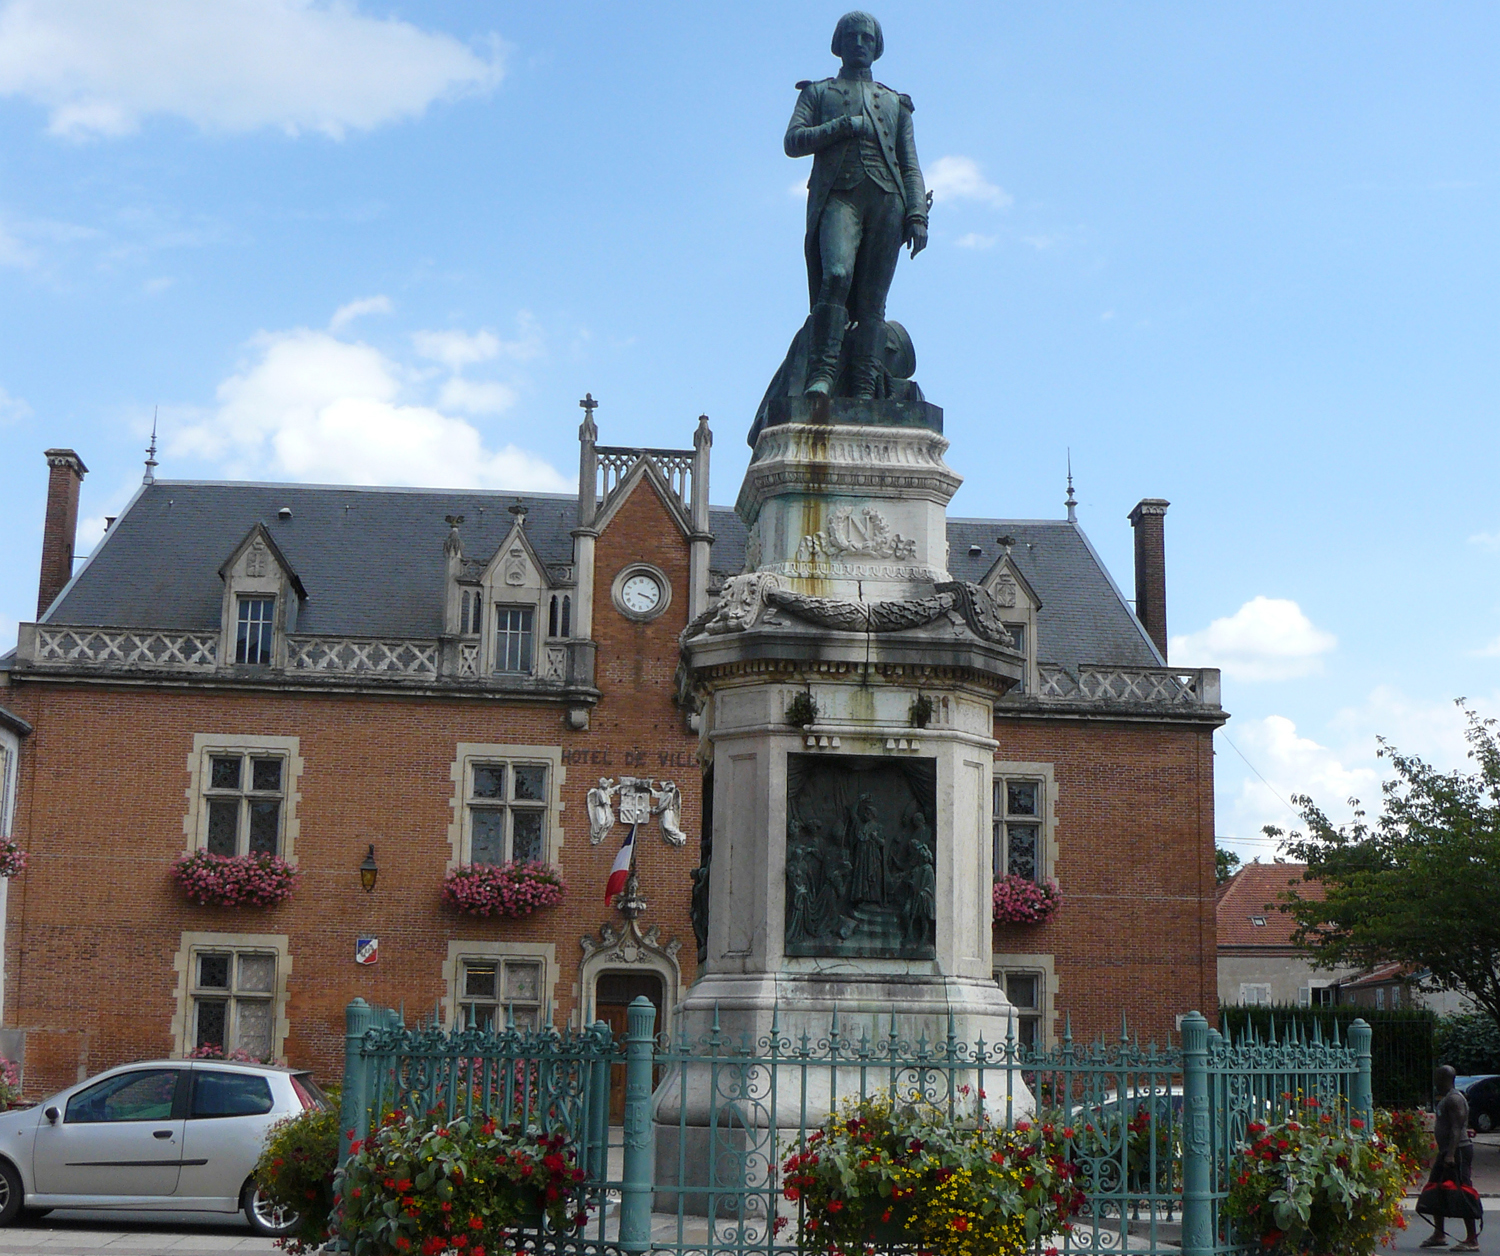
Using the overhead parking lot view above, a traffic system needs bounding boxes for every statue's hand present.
[906,220,928,258]
[847,113,873,139]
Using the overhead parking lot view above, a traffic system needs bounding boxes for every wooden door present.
[594,972,664,1124]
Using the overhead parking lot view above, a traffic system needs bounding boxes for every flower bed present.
[1223,1096,1419,1256]
[992,875,1060,924]
[441,861,566,918]
[171,850,300,907]
[254,1105,341,1255]
[337,1110,589,1255]
[0,839,26,879]
[782,1095,1083,1256]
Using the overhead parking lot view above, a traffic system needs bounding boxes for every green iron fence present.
[337,1000,1373,1256]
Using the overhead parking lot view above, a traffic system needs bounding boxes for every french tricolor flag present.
[604,825,636,903]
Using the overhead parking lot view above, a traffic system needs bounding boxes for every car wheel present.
[0,1161,23,1226]
[243,1183,300,1237]
[1479,1112,1493,1133]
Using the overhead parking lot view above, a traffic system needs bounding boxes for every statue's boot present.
[847,319,885,400]
[803,302,849,397]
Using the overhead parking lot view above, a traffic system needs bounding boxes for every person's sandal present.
[1451,1243,1478,1252]
[1420,1240,1449,1249]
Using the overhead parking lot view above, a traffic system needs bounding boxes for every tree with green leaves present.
[1216,845,1242,884]
[1269,705,1500,1034]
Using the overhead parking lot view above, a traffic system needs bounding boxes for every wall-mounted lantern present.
[359,844,379,893]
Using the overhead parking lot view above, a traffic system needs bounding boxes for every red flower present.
[469,1216,484,1230]
[828,1200,844,1213]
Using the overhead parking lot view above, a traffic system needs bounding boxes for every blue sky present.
[2,2,1497,859]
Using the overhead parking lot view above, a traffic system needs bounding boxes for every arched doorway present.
[594,970,664,1122]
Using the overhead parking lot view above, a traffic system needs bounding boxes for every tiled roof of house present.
[1340,961,1409,989]
[1217,862,1324,948]
[40,480,1160,670]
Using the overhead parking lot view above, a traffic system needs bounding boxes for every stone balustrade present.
[1031,663,1222,708]
[28,624,219,671]
[285,635,438,677]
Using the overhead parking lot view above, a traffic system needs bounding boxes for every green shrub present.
[1434,1012,1500,1075]
[253,1106,340,1254]
[1219,1005,1435,1108]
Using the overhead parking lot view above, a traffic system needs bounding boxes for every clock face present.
[621,573,663,615]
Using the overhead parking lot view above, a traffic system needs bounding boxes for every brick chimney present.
[1128,498,1170,661]
[37,448,88,618]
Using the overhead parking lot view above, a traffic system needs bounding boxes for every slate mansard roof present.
[41,480,1160,671]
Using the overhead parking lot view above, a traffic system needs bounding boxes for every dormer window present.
[548,594,571,639]
[236,596,275,666]
[494,605,535,674]
[460,590,480,636]
[1003,622,1028,692]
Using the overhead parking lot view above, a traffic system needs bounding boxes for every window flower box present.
[992,874,1060,924]
[0,839,26,879]
[171,849,300,908]
[442,860,566,918]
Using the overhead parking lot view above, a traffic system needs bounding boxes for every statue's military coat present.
[785,76,927,311]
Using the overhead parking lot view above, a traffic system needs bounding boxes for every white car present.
[0,1058,328,1235]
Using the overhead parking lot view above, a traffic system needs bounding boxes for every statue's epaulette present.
[795,79,812,90]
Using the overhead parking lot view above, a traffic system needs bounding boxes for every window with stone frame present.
[457,956,543,1030]
[190,948,277,1060]
[494,605,535,674]
[466,760,548,865]
[993,776,1044,883]
[460,589,481,636]
[1002,622,1027,693]
[204,752,285,856]
[999,969,1045,1053]
[235,595,275,665]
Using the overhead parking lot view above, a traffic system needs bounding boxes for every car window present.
[66,1069,179,1124]
[191,1070,274,1118]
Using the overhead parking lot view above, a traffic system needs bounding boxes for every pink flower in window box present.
[171,850,300,907]
[0,839,26,879]
[442,861,567,918]
[992,875,1060,924]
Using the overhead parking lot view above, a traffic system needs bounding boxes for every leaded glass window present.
[458,957,543,1030]
[993,777,1043,882]
[204,752,285,856]
[192,949,276,1060]
[1000,970,1044,1052]
[467,761,548,865]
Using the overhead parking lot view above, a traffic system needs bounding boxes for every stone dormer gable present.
[480,515,551,594]
[216,523,306,669]
[979,548,1041,693]
[593,453,693,539]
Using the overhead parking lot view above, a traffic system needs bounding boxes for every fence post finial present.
[1180,1010,1213,1256]
[619,996,658,1254]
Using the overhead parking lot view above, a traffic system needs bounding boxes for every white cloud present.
[1171,596,1336,682]
[413,315,542,369]
[955,232,996,250]
[0,383,31,424]
[143,275,173,295]
[439,377,518,416]
[788,178,808,201]
[0,0,504,140]
[1216,691,1486,856]
[168,325,567,492]
[926,155,1013,208]
[1469,531,1500,551]
[329,295,392,331]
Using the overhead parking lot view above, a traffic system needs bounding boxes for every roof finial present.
[1065,449,1077,524]
[143,408,159,486]
[578,392,599,442]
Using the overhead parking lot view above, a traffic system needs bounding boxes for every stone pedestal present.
[656,417,1034,1210]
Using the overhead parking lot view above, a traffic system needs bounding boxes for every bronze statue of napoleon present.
[787,11,928,400]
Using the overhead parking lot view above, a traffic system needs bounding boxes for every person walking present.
[1418,1065,1483,1250]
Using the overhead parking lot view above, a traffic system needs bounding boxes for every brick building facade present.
[0,415,1225,1095]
